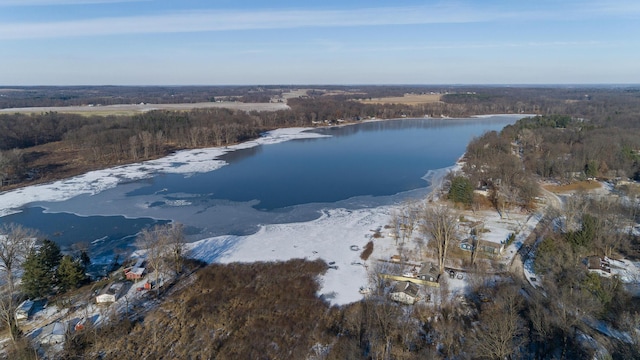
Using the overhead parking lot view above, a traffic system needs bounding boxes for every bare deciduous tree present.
[469,222,485,268]
[128,135,139,161]
[563,192,589,233]
[470,284,526,360]
[620,311,640,354]
[138,131,153,159]
[165,223,187,275]
[135,223,187,294]
[0,223,37,341]
[420,204,459,274]
[389,210,402,246]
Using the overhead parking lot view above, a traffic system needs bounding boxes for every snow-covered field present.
[0,101,290,115]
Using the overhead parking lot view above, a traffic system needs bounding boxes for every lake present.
[0,116,520,263]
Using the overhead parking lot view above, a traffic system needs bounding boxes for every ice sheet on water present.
[0,127,327,217]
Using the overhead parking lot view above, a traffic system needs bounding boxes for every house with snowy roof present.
[15,299,34,321]
[96,282,125,304]
[124,258,146,280]
[417,262,440,283]
[586,255,611,274]
[390,281,420,305]
[39,321,68,345]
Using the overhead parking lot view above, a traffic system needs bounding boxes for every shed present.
[96,282,125,304]
[586,256,611,274]
[15,299,34,321]
[39,321,67,345]
[390,281,420,305]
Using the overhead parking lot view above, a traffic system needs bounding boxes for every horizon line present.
[1,83,639,88]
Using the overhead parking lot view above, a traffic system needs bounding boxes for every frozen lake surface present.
[1,116,520,264]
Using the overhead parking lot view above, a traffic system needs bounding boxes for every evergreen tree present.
[21,249,51,298]
[20,239,61,298]
[79,251,91,269]
[57,255,86,293]
[39,239,62,270]
[448,175,474,206]
[566,213,598,249]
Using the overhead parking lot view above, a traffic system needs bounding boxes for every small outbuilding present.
[15,299,34,321]
[586,256,611,274]
[96,282,125,304]
[390,281,420,305]
[39,321,68,345]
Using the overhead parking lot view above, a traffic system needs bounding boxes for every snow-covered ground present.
[0,127,329,217]
[188,207,394,305]
[185,188,544,305]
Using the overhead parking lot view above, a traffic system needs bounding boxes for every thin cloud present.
[332,40,611,54]
[585,0,640,14]
[0,2,637,39]
[0,0,147,5]
[0,6,510,39]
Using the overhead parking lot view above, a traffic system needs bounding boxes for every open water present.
[1,116,521,263]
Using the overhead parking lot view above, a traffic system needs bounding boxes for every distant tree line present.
[0,86,286,109]
[3,86,640,190]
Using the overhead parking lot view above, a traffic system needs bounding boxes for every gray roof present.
[391,281,420,298]
[418,262,439,277]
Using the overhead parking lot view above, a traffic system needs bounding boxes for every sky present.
[0,0,639,85]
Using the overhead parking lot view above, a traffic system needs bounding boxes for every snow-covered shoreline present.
[1,115,526,218]
[1,116,518,305]
[184,161,457,305]
[0,127,329,218]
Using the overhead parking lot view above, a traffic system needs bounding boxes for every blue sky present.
[0,0,638,85]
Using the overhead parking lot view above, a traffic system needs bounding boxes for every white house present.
[96,282,125,304]
[390,281,420,305]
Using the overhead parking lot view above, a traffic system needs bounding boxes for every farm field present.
[359,93,442,105]
[543,180,603,193]
[0,101,289,116]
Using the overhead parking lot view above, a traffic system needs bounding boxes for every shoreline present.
[0,115,522,305]
[0,115,522,218]
[0,127,328,218]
